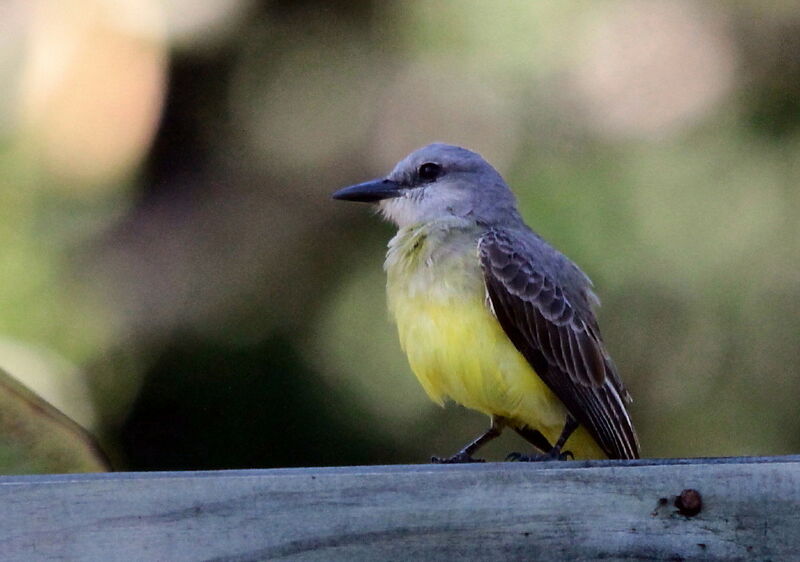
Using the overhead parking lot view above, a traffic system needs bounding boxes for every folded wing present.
[479,228,640,459]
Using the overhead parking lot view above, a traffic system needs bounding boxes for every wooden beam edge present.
[1,454,799,485]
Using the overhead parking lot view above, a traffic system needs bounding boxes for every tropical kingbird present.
[333,143,640,461]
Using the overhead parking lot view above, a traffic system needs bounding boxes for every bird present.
[332,143,640,461]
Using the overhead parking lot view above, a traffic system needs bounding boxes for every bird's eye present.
[418,162,442,182]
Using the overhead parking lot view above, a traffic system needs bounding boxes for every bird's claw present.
[431,452,486,464]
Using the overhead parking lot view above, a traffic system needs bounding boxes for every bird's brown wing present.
[479,228,640,459]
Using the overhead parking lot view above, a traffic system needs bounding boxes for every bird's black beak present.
[332,178,402,203]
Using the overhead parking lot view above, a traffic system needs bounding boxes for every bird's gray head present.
[332,143,521,228]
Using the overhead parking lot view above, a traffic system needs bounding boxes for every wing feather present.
[479,228,640,459]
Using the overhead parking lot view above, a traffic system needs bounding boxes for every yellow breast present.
[385,223,567,433]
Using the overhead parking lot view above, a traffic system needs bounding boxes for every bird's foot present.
[431,452,486,464]
[506,448,574,462]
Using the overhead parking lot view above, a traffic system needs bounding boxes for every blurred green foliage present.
[0,0,799,472]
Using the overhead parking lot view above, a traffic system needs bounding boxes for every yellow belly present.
[392,295,604,458]
[385,224,604,458]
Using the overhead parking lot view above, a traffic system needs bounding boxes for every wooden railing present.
[1,456,798,560]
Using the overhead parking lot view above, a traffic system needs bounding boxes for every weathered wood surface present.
[0,456,798,561]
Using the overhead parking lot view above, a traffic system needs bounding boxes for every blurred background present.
[0,0,799,473]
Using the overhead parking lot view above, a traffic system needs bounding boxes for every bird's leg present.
[553,415,579,453]
[506,426,553,461]
[431,416,505,464]
[513,426,553,453]
[507,415,579,462]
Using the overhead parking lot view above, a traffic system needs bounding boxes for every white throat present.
[378,193,424,227]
